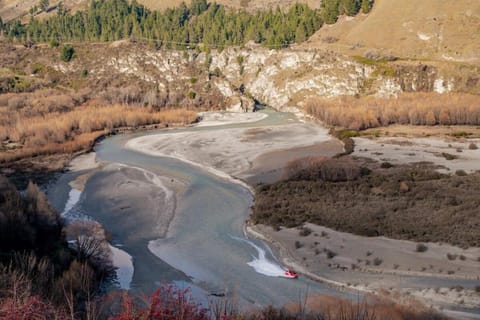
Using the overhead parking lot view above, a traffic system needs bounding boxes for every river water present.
[47,110,355,309]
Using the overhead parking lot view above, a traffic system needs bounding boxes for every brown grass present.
[305,93,480,130]
[0,104,197,163]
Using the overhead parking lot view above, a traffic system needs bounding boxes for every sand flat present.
[126,115,337,178]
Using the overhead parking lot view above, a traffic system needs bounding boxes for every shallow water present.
[46,109,480,315]
[46,109,355,306]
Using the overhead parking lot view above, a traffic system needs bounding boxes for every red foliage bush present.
[0,295,68,320]
[110,286,209,320]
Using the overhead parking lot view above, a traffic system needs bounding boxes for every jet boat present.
[283,269,298,279]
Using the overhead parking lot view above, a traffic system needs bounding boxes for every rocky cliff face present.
[19,41,478,112]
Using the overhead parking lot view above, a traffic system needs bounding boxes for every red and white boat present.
[283,269,298,279]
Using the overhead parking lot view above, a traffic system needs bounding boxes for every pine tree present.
[361,0,373,13]
[321,0,340,24]
[60,44,74,62]
[191,0,208,16]
[340,0,360,16]
[40,0,49,12]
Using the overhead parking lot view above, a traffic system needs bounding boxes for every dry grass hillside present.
[306,0,480,63]
[0,0,319,21]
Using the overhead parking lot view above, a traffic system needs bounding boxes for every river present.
[45,109,480,317]
[46,109,356,309]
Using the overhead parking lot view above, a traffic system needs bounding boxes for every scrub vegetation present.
[0,176,114,320]
[0,100,197,163]
[252,156,480,248]
[305,93,480,130]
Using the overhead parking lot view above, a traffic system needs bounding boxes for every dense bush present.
[253,158,480,247]
[305,93,480,130]
[60,45,75,62]
[0,177,113,319]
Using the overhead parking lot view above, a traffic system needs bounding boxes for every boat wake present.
[232,236,287,278]
[62,184,134,289]
[62,188,82,217]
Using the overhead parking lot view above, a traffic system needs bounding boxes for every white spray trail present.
[109,245,134,290]
[61,180,134,289]
[61,188,82,216]
[232,236,286,277]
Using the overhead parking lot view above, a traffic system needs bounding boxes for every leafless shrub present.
[447,253,458,261]
[416,243,428,253]
[325,249,337,259]
[299,226,312,237]
[295,241,304,249]
[7,96,27,109]
[305,93,480,130]
[322,36,338,44]
[285,157,361,182]
[373,258,383,266]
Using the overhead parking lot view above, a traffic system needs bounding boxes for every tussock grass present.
[305,93,480,130]
[0,104,197,162]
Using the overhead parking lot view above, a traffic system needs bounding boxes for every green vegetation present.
[321,0,373,24]
[40,0,49,12]
[4,0,322,48]
[60,44,75,62]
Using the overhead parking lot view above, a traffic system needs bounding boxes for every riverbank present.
[0,122,195,189]
[247,224,480,310]
[43,109,480,316]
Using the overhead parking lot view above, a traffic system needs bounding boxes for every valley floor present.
[123,109,479,315]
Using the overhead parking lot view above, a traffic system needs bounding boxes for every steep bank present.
[2,40,479,114]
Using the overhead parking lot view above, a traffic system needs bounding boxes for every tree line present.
[322,0,374,24]
[1,0,374,48]
[3,0,323,48]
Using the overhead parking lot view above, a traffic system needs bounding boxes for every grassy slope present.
[306,0,480,63]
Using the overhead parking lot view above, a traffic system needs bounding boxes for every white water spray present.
[61,188,82,216]
[61,184,134,289]
[232,236,287,277]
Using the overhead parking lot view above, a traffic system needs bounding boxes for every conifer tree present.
[361,0,373,13]
[40,0,49,12]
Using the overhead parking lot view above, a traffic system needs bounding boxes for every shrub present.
[294,241,303,249]
[373,257,383,266]
[60,45,75,62]
[455,170,467,176]
[298,226,312,237]
[325,249,337,259]
[380,162,394,168]
[441,152,458,160]
[49,39,59,47]
[416,243,428,252]
[447,253,458,261]
[111,286,209,320]
[469,143,478,150]
[305,93,480,130]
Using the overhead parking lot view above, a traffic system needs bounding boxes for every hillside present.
[306,0,480,63]
[0,0,319,22]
